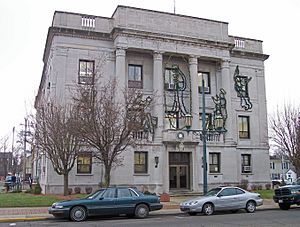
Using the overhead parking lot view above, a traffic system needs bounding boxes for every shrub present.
[144,191,156,195]
[74,187,81,194]
[238,179,249,190]
[85,187,93,194]
[265,183,271,190]
[68,188,73,195]
[251,184,259,191]
[33,183,42,194]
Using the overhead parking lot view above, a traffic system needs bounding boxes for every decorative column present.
[189,56,199,130]
[115,47,126,91]
[221,59,234,142]
[153,51,164,142]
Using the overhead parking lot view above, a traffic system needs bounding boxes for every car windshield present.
[205,188,222,196]
[86,189,105,199]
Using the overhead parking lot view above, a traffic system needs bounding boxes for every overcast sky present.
[0,0,299,142]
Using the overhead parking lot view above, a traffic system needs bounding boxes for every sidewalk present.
[0,198,278,223]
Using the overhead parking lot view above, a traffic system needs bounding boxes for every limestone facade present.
[35,6,270,194]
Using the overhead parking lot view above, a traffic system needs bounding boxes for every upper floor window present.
[238,116,250,139]
[128,64,143,88]
[199,113,213,130]
[198,72,211,94]
[79,60,94,85]
[77,153,92,174]
[164,68,176,90]
[209,153,220,173]
[134,151,148,174]
[241,154,252,173]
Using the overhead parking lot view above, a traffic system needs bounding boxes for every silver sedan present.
[180,186,263,215]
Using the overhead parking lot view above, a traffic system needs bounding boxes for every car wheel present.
[246,201,256,213]
[279,203,290,210]
[202,203,214,215]
[188,212,197,216]
[70,206,87,222]
[135,204,149,218]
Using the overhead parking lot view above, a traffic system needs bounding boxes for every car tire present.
[135,204,149,218]
[188,212,197,216]
[202,203,214,215]
[246,201,256,213]
[70,206,87,222]
[279,203,290,210]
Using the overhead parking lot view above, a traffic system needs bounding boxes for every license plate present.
[279,199,283,203]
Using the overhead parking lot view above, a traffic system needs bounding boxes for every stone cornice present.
[231,50,269,61]
[111,27,235,52]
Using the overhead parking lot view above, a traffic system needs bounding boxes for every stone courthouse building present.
[35,5,270,194]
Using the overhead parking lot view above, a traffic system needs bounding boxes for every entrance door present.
[169,165,189,189]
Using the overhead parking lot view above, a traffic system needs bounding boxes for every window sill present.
[209,173,223,175]
[241,173,253,175]
[133,173,150,176]
[76,174,93,176]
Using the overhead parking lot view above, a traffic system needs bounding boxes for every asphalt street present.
[1,208,300,227]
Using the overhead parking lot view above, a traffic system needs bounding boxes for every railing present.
[81,16,95,28]
[234,38,245,49]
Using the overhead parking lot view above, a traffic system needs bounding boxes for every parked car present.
[273,185,300,210]
[49,187,163,222]
[180,186,263,216]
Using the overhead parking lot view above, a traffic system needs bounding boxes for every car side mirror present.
[217,194,222,197]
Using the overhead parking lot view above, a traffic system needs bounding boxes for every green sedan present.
[49,187,163,221]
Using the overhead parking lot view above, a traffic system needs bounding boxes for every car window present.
[102,188,116,198]
[86,189,105,199]
[117,188,132,198]
[219,188,236,197]
[129,189,139,197]
[235,188,245,195]
[206,188,222,196]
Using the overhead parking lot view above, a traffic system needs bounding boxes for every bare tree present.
[35,102,84,195]
[74,79,152,187]
[269,104,300,176]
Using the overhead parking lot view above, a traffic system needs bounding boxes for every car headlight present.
[52,203,64,209]
[189,201,199,205]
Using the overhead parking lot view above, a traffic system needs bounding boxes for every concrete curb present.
[0,206,279,223]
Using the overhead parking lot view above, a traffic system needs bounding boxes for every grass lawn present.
[253,189,274,199]
[0,192,86,208]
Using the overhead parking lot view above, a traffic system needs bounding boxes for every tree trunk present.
[104,165,111,187]
[63,173,69,196]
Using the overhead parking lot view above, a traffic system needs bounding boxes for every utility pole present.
[23,118,27,183]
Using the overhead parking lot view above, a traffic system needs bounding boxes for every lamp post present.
[183,78,208,194]
[201,78,208,194]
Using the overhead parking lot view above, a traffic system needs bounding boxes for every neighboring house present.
[0,152,13,180]
[269,155,297,183]
[34,6,270,194]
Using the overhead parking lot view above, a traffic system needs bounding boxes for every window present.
[165,111,178,130]
[200,113,213,130]
[238,116,250,139]
[77,153,92,174]
[117,188,132,198]
[164,68,176,90]
[102,188,116,198]
[241,154,251,173]
[128,64,143,88]
[134,151,148,173]
[219,188,236,197]
[198,72,211,94]
[209,153,220,173]
[79,60,94,85]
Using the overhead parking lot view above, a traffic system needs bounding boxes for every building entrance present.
[169,152,190,190]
